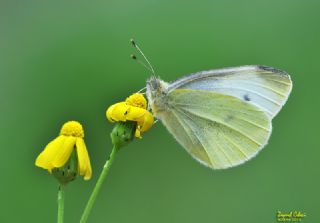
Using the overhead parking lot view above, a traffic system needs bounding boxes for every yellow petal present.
[76,138,92,180]
[125,106,147,121]
[106,104,117,122]
[84,161,92,180]
[135,127,142,138]
[139,111,154,132]
[52,136,76,168]
[107,102,130,122]
[35,135,66,171]
[126,107,154,137]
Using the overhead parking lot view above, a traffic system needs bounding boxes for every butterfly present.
[146,65,292,169]
[131,40,292,169]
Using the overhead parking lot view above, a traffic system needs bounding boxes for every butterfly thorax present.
[146,76,170,117]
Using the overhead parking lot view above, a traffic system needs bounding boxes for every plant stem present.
[57,184,65,223]
[80,145,119,223]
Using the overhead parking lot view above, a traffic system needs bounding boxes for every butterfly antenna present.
[131,54,153,73]
[130,39,156,75]
[137,86,147,93]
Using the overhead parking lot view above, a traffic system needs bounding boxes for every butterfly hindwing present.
[159,109,214,167]
[162,89,272,169]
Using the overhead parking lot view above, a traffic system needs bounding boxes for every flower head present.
[60,121,84,137]
[106,93,154,138]
[125,93,147,109]
[35,121,92,181]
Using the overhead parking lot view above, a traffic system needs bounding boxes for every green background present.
[0,0,319,222]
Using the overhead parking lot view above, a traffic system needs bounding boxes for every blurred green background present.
[0,0,319,222]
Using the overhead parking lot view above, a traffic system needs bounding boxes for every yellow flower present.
[35,121,92,180]
[106,93,154,138]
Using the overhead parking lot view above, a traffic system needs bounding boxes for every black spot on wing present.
[243,94,250,101]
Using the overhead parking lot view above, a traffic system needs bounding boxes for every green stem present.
[80,145,119,223]
[57,184,65,223]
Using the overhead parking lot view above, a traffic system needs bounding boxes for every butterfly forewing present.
[169,65,292,118]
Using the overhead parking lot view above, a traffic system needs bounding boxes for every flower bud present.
[110,121,136,148]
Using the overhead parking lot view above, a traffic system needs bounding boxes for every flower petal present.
[139,111,154,132]
[76,138,92,180]
[107,102,130,122]
[35,135,66,171]
[52,136,76,168]
[106,104,117,122]
[135,126,141,138]
[84,161,92,180]
[125,106,147,121]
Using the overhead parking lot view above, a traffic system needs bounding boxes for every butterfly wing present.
[160,89,272,169]
[168,65,292,118]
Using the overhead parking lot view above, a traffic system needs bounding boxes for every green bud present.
[110,121,136,148]
[52,149,78,185]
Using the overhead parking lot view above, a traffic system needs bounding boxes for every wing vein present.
[220,132,249,159]
[171,102,259,112]
[232,80,288,97]
[175,108,233,166]
[170,110,214,166]
[211,86,282,106]
[179,108,263,147]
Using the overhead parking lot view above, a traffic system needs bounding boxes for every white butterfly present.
[130,40,292,169]
[146,65,292,169]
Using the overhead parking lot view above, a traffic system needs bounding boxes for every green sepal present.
[110,121,136,148]
[52,149,78,185]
